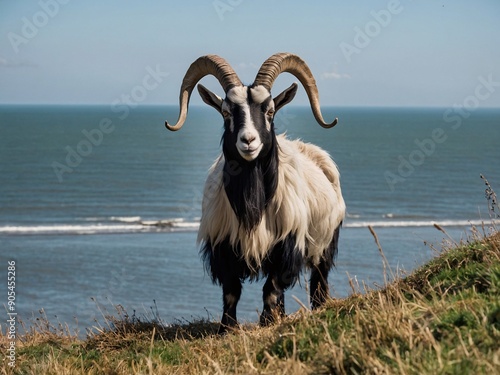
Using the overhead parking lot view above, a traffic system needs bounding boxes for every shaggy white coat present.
[197,134,346,267]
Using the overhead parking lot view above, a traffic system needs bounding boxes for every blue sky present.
[1,0,499,107]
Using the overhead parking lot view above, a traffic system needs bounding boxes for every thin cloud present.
[322,71,351,80]
[0,57,37,68]
[237,62,259,70]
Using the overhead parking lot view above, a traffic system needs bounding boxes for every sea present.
[0,104,498,336]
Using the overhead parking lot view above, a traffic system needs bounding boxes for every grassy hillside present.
[1,229,499,374]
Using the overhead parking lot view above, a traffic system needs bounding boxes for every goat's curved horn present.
[165,55,242,131]
[254,53,338,128]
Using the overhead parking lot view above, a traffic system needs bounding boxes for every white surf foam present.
[0,224,145,235]
[344,219,497,228]
[0,218,495,236]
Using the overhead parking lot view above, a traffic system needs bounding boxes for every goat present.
[165,53,345,333]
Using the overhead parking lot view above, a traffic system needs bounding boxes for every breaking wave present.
[0,216,496,236]
[0,217,199,236]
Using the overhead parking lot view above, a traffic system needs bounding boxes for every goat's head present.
[165,53,338,162]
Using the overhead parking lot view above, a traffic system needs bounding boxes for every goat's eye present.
[222,110,231,118]
[267,109,275,117]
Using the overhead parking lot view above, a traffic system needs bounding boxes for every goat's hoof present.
[259,311,282,327]
[217,323,238,335]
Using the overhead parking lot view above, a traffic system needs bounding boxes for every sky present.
[1,0,499,107]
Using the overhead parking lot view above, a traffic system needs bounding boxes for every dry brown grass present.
[1,229,499,374]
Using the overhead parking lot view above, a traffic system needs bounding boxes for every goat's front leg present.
[219,276,242,334]
[260,236,301,326]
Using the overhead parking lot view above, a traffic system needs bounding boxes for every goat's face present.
[198,83,298,162]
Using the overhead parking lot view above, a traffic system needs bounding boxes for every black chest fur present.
[222,142,279,232]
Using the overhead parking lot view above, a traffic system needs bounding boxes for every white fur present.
[236,119,263,161]
[198,134,346,267]
[226,86,247,104]
[250,85,271,104]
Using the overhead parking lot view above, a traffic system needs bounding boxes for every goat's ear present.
[273,83,298,112]
[197,84,223,114]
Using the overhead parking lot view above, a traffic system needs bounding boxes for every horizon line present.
[1,103,500,110]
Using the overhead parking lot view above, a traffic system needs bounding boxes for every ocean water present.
[0,105,498,335]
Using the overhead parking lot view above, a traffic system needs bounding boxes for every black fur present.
[260,234,304,325]
[262,235,304,288]
[200,233,304,289]
[202,239,246,284]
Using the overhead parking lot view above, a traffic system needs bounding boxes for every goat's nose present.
[240,134,256,145]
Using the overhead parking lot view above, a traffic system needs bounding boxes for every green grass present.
[1,229,499,374]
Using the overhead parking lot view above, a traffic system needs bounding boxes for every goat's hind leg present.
[260,274,286,326]
[310,225,340,309]
[310,260,330,309]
